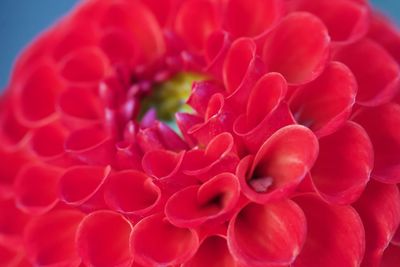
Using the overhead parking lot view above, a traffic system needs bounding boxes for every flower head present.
[1,0,400,266]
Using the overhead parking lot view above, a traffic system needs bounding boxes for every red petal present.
[99,30,138,66]
[0,105,29,147]
[224,0,283,37]
[142,150,184,179]
[104,170,161,215]
[175,0,220,51]
[293,194,365,267]
[381,244,400,267]
[310,121,373,204]
[130,214,199,266]
[0,240,21,267]
[29,122,68,158]
[59,165,111,208]
[289,61,357,137]
[262,12,330,85]
[334,38,400,106]
[0,198,30,240]
[183,235,236,267]
[77,210,133,267]
[227,200,306,266]
[165,173,240,227]
[353,103,400,183]
[237,125,318,203]
[14,163,62,215]
[24,210,84,267]
[353,181,400,266]
[188,81,224,116]
[289,0,369,43]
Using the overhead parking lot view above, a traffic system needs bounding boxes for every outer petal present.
[165,173,240,227]
[353,181,400,267]
[224,0,283,38]
[227,200,306,266]
[353,103,400,183]
[310,121,373,204]
[237,125,318,203]
[334,38,400,106]
[289,61,357,137]
[130,214,199,266]
[293,194,365,267]
[77,210,133,267]
[262,12,330,85]
[0,198,30,242]
[24,210,84,267]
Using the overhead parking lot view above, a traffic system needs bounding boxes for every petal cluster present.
[1,0,400,266]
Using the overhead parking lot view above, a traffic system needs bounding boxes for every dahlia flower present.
[1,0,400,266]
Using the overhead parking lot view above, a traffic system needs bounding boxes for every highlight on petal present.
[353,180,400,266]
[77,210,133,267]
[289,0,369,43]
[130,213,199,266]
[353,103,400,183]
[14,163,63,214]
[262,12,330,85]
[24,209,84,267]
[293,193,365,267]
[227,200,306,266]
[175,0,220,51]
[334,38,400,106]
[224,0,283,37]
[237,125,318,203]
[104,170,161,215]
[58,165,111,207]
[165,173,240,227]
[289,61,357,137]
[310,121,373,204]
[183,235,236,267]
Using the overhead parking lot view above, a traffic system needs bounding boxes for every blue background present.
[0,0,399,90]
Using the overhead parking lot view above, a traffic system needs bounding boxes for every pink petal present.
[289,61,357,137]
[165,173,240,227]
[14,163,63,215]
[353,180,400,266]
[104,170,161,215]
[224,0,283,38]
[289,0,369,43]
[237,125,318,203]
[293,193,365,267]
[310,121,373,204]
[182,235,236,267]
[58,165,111,208]
[227,200,306,266]
[353,103,400,183]
[24,210,84,267]
[334,38,400,106]
[130,213,199,266]
[174,0,220,51]
[262,12,330,85]
[77,210,133,267]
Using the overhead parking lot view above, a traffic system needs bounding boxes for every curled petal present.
[188,81,225,117]
[204,31,232,78]
[104,170,161,215]
[381,244,400,267]
[293,194,365,267]
[237,125,318,203]
[353,181,400,266]
[165,173,240,227]
[289,61,357,137]
[24,210,84,267]
[289,0,369,43]
[142,149,184,179]
[334,38,400,106]
[262,12,330,85]
[77,210,133,267]
[183,235,236,267]
[224,0,283,37]
[353,103,400,183]
[175,0,220,51]
[310,121,373,204]
[65,125,115,165]
[14,163,63,215]
[227,200,306,266]
[58,165,111,208]
[130,213,199,266]
[59,47,109,85]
